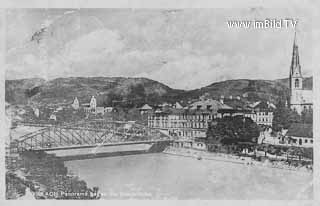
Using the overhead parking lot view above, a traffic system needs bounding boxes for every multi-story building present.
[246,101,275,126]
[148,110,213,139]
[148,99,233,140]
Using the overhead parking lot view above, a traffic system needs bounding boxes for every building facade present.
[245,101,275,126]
[286,123,313,148]
[148,110,215,139]
[71,97,79,110]
[148,99,233,140]
[289,33,313,114]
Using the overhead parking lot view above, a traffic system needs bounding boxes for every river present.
[65,153,312,200]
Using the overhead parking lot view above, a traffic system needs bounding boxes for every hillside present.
[5,76,313,107]
[5,77,185,106]
[186,77,312,103]
[275,76,313,90]
[5,78,45,104]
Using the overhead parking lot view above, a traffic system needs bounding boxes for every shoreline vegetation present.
[6,151,101,200]
[163,146,313,173]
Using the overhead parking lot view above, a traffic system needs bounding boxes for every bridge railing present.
[14,120,173,152]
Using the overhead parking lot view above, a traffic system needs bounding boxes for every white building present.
[245,101,275,126]
[104,107,115,113]
[83,96,97,114]
[89,96,97,109]
[71,97,80,110]
[33,108,40,118]
[49,114,57,121]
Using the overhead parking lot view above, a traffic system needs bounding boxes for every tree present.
[272,99,300,131]
[301,108,313,124]
[103,91,123,107]
[206,116,260,145]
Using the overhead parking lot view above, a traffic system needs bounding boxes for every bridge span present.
[11,120,174,154]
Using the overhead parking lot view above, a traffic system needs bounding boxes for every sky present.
[4,7,319,90]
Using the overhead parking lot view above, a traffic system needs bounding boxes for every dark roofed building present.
[286,123,313,147]
[189,99,232,112]
[287,123,313,138]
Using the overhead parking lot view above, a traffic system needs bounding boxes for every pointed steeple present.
[290,31,302,78]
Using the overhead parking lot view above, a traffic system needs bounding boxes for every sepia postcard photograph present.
[1,0,319,204]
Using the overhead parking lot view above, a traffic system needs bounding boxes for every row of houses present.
[70,95,313,148]
[147,98,276,140]
[259,123,313,148]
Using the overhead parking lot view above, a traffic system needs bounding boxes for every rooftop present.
[250,101,276,110]
[140,104,153,110]
[189,99,232,112]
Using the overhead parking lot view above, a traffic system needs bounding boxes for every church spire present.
[289,31,303,91]
[290,30,302,78]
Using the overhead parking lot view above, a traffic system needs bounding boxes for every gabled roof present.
[140,104,153,110]
[250,101,276,110]
[174,102,183,109]
[189,99,232,112]
[286,123,313,138]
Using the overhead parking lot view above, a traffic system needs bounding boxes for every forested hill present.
[5,76,312,106]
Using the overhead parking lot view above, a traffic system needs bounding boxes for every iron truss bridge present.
[12,120,173,152]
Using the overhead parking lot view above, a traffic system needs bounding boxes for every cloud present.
[5,8,318,89]
[138,54,250,90]
[63,29,125,63]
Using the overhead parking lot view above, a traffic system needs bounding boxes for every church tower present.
[289,32,303,91]
[288,31,313,114]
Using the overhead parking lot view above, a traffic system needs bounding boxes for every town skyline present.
[5,6,315,201]
[5,8,317,90]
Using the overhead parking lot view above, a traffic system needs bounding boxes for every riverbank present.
[6,151,101,199]
[163,146,312,173]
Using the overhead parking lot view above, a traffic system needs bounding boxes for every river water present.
[65,153,313,200]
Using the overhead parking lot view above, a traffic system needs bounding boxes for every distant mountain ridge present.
[5,76,313,106]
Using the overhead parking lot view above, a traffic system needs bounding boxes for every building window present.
[295,79,299,88]
[305,139,308,143]
[311,140,313,143]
